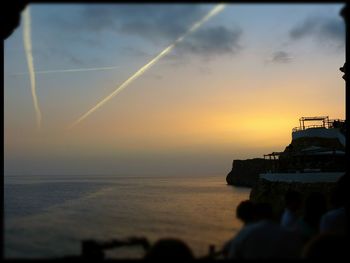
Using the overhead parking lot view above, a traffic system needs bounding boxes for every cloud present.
[79,5,242,57]
[289,15,345,48]
[268,51,292,64]
[37,5,242,65]
[177,26,242,57]
[81,4,205,41]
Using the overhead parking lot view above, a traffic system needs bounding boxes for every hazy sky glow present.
[4,4,345,176]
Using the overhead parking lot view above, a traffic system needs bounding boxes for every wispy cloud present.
[81,4,205,40]
[289,15,345,49]
[33,5,242,66]
[75,5,243,58]
[177,26,242,58]
[267,51,293,64]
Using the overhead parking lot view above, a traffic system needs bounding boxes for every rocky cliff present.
[226,133,345,187]
[226,158,268,187]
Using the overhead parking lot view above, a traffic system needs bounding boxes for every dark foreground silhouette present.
[221,174,348,260]
[61,174,347,260]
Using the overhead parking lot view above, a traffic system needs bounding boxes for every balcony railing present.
[292,119,345,132]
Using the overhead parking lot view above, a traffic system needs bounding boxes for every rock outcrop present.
[226,158,268,187]
[226,131,345,187]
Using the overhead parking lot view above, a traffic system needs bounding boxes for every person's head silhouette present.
[236,200,256,224]
[144,238,194,260]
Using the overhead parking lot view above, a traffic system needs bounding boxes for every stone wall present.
[249,178,338,218]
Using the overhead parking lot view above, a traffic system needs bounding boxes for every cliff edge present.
[226,158,267,187]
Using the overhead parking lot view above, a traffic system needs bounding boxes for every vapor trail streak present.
[68,4,226,130]
[12,66,120,76]
[23,6,42,130]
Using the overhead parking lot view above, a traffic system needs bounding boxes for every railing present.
[292,119,345,132]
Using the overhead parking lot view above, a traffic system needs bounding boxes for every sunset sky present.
[4,4,345,176]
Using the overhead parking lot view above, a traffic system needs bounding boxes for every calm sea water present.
[4,175,250,259]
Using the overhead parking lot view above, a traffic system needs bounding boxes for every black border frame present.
[2,0,349,261]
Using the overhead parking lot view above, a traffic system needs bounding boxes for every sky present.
[4,3,345,176]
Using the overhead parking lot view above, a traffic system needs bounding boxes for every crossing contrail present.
[23,6,42,130]
[68,4,226,130]
[11,66,120,76]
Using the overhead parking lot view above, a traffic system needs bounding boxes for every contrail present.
[23,6,42,130]
[68,4,226,130]
[11,66,120,76]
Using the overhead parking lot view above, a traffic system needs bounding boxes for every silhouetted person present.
[222,200,256,257]
[281,190,302,230]
[296,192,327,243]
[235,200,256,224]
[226,202,303,259]
[320,175,347,235]
[302,233,348,260]
[144,238,194,261]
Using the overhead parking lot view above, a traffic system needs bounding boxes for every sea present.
[4,174,250,259]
